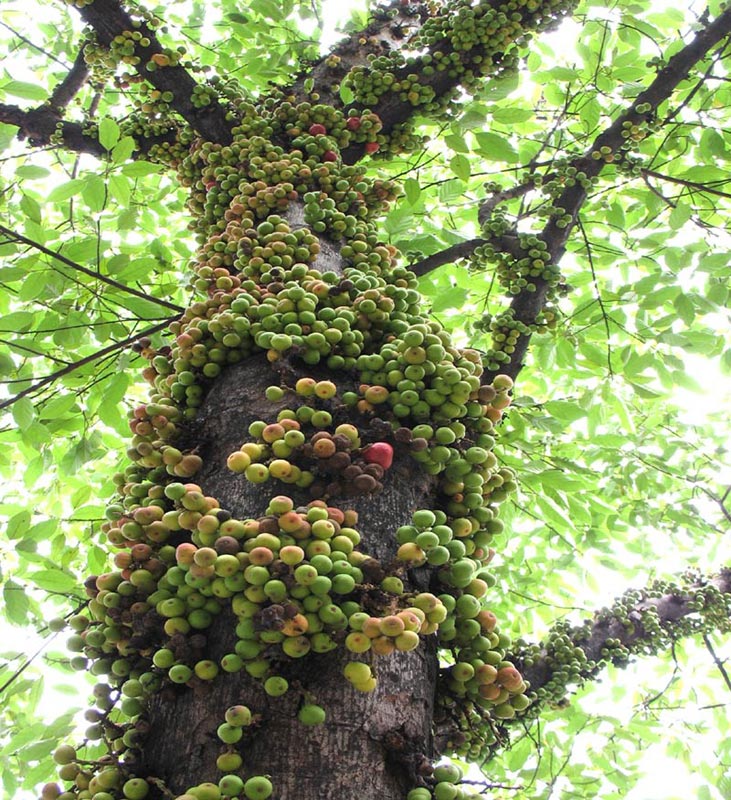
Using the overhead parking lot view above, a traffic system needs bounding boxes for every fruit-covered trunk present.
[58,103,526,800]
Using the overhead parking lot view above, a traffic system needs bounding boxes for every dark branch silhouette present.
[49,46,90,112]
[75,0,234,145]
[0,103,106,156]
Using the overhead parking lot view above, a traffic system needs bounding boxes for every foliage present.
[0,0,730,799]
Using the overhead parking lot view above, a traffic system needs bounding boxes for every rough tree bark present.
[141,356,439,799]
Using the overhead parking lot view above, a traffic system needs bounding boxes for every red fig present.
[362,442,393,469]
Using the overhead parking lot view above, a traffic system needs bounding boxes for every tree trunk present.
[142,356,439,799]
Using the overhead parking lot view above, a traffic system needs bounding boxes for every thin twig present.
[0,20,71,68]
[576,217,613,377]
[0,224,184,313]
[703,634,731,692]
[0,317,173,411]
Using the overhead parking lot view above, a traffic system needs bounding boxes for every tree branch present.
[481,3,731,383]
[285,0,577,164]
[0,224,185,314]
[641,167,731,201]
[0,318,173,412]
[0,102,106,157]
[288,1,431,110]
[703,633,731,693]
[0,101,183,159]
[434,568,731,767]
[512,568,731,711]
[74,0,234,145]
[478,182,536,227]
[49,46,90,112]
[437,566,731,765]
[0,19,71,69]
[410,238,485,278]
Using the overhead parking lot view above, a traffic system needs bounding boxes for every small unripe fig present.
[122,778,149,800]
[52,745,76,765]
[244,776,273,800]
[225,705,252,726]
[298,703,326,726]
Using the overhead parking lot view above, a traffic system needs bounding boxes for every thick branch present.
[435,567,731,764]
[289,1,430,110]
[410,238,485,278]
[0,102,182,158]
[432,568,731,766]
[483,4,731,383]
[49,46,90,112]
[410,185,539,278]
[513,568,731,710]
[286,0,575,163]
[75,0,234,145]
[0,102,105,156]
[334,0,575,163]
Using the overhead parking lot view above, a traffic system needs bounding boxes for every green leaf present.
[449,154,471,181]
[108,174,132,206]
[98,118,120,150]
[20,193,41,224]
[251,0,284,19]
[482,71,520,100]
[121,161,163,177]
[404,178,421,206]
[82,175,107,213]
[29,569,78,594]
[339,83,354,105]
[72,504,106,520]
[431,286,468,313]
[699,127,726,160]
[546,66,580,81]
[16,165,50,180]
[492,107,534,124]
[544,400,586,424]
[669,202,691,229]
[47,179,85,202]
[445,133,469,153]
[3,579,30,624]
[97,373,129,431]
[673,293,695,325]
[40,394,79,420]
[3,80,47,101]
[7,510,31,539]
[112,136,136,164]
[28,519,58,542]
[12,397,36,430]
[474,132,518,162]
